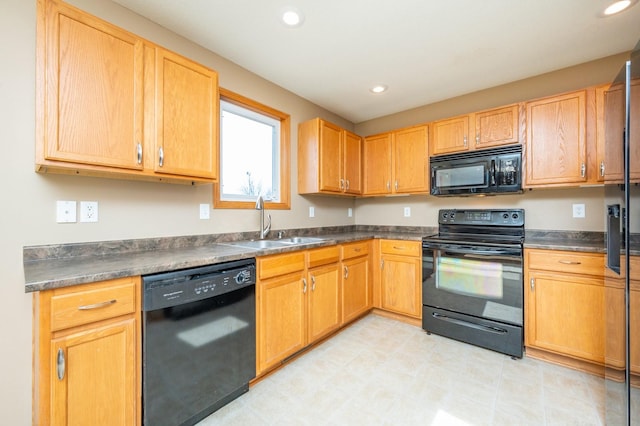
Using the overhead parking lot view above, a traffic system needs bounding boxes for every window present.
[214,89,290,209]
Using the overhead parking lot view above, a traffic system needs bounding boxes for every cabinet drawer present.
[50,277,138,332]
[527,249,604,276]
[342,241,370,260]
[308,246,340,269]
[380,239,420,257]
[258,251,306,280]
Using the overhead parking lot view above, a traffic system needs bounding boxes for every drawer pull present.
[558,260,581,265]
[393,246,405,250]
[78,299,117,310]
[354,248,361,252]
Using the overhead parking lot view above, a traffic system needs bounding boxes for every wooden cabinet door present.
[525,91,587,186]
[342,255,370,324]
[154,48,218,180]
[307,264,341,343]
[42,0,144,170]
[51,318,137,426]
[600,80,640,183]
[525,271,604,363]
[380,254,421,318]
[343,130,362,194]
[393,125,429,194]
[363,133,392,195]
[257,272,306,374]
[318,120,343,192]
[474,105,520,149]
[431,115,470,155]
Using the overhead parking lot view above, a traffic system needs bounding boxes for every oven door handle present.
[423,244,520,257]
[432,312,508,334]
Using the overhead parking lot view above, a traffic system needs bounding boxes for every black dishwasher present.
[142,258,256,426]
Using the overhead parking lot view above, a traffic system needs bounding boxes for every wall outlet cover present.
[80,201,98,222]
[199,203,210,220]
[572,203,586,218]
[404,207,411,217]
[309,206,315,218]
[348,208,353,217]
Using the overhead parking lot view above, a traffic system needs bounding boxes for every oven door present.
[422,242,523,326]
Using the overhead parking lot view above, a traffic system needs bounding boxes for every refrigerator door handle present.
[606,204,621,275]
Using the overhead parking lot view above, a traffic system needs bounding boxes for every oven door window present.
[423,246,523,326]
[436,256,503,298]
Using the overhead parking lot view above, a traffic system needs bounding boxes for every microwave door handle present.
[490,159,496,186]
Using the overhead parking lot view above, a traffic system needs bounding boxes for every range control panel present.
[438,209,524,227]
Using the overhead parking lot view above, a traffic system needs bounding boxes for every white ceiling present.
[112,0,640,123]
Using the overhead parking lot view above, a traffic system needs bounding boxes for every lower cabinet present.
[524,249,605,365]
[256,247,342,375]
[256,242,374,376]
[33,276,140,426]
[341,241,371,325]
[379,239,422,319]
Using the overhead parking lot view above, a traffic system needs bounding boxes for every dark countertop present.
[24,226,638,293]
[23,227,429,293]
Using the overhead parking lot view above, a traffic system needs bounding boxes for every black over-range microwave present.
[430,145,522,196]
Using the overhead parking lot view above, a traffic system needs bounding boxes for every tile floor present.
[198,314,635,425]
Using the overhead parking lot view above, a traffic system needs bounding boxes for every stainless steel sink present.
[226,240,289,249]
[278,237,324,244]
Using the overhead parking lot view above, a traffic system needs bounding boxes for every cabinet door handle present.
[311,275,316,291]
[56,348,65,381]
[302,278,307,294]
[346,179,350,190]
[340,178,345,190]
[395,180,399,191]
[600,161,605,177]
[78,299,116,310]
[580,162,586,178]
[344,266,349,279]
[159,146,164,167]
[476,134,480,144]
[381,259,384,270]
[463,136,468,147]
[558,260,581,265]
[386,181,391,191]
[530,278,535,291]
[137,143,143,164]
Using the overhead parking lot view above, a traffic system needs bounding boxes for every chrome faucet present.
[255,195,271,239]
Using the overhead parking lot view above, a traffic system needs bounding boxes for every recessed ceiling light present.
[603,0,633,15]
[370,84,388,94]
[281,7,304,27]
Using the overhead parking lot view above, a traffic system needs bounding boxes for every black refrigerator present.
[605,39,640,426]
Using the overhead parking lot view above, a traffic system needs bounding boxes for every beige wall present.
[0,0,632,423]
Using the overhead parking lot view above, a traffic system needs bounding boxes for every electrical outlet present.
[404,207,411,217]
[309,206,315,218]
[199,203,210,220]
[56,201,77,223]
[348,208,353,217]
[572,203,586,218]
[80,201,98,222]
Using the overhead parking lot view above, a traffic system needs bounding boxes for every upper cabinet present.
[36,0,219,184]
[597,80,640,183]
[525,90,588,187]
[298,118,362,195]
[363,124,429,195]
[152,48,218,180]
[430,104,521,156]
